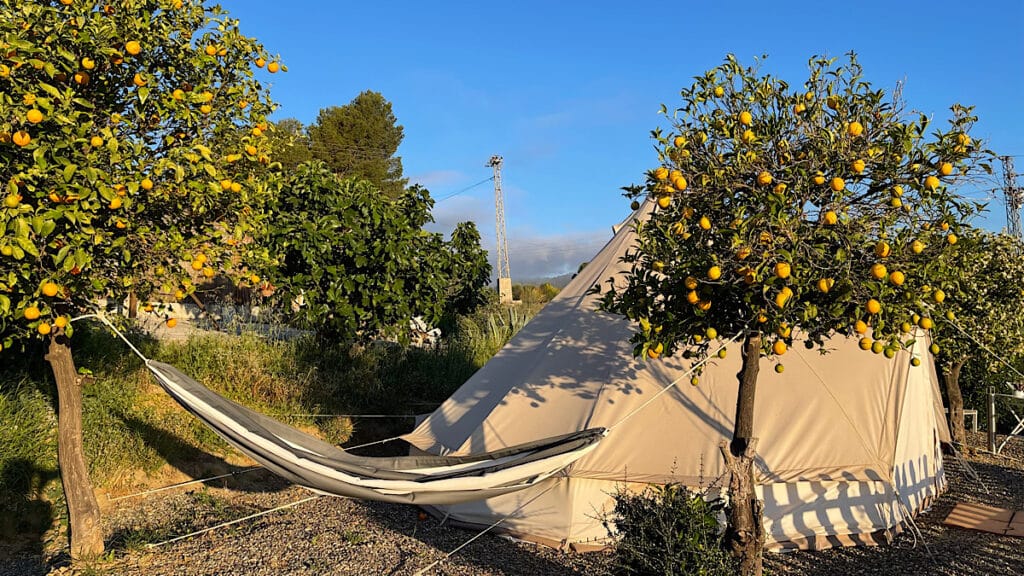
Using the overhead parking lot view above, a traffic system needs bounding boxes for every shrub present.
[608,483,737,576]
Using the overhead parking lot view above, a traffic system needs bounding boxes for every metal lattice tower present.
[1004,156,1023,241]
[488,155,512,303]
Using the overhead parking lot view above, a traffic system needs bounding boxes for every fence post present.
[988,387,997,453]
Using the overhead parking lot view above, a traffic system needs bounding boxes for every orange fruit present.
[125,40,141,55]
[939,162,953,176]
[737,246,751,260]
[773,183,787,194]
[255,57,266,68]
[200,104,212,114]
[823,210,838,225]
[133,73,146,87]
[854,320,868,334]
[191,259,203,271]
[924,176,940,190]
[911,357,922,367]
[656,195,671,209]
[12,131,30,147]
[774,363,785,373]
[813,172,826,185]
[859,338,872,350]
[172,88,185,100]
[932,289,945,303]
[773,340,787,355]
[739,111,753,126]
[73,70,90,84]
[141,178,154,190]
[946,234,958,245]
[167,318,178,328]
[245,144,258,155]
[41,282,59,297]
[741,129,755,144]
[757,171,772,186]
[793,102,806,114]
[654,167,669,180]
[706,327,718,339]
[774,262,791,279]
[673,135,687,147]
[109,196,122,209]
[852,159,865,174]
[847,121,864,136]
[267,61,280,73]
[24,306,41,320]
[684,276,698,290]
[647,343,664,359]
[889,271,905,285]
[919,317,933,330]
[230,182,241,193]
[686,290,700,305]
[707,266,722,281]
[713,86,724,97]
[875,241,891,258]
[830,177,845,192]
[81,56,95,70]
[892,185,904,197]
[690,376,700,386]
[775,287,793,308]
[698,216,711,230]
[26,109,43,123]
[220,179,232,191]
[90,136,103,147]
[54,316,68,329]
[205,45,218,56]
[911,240,925,254]
[870,263,887,280]
[38,322,52,336]
[202,266,215,278]
[866,299,882,315]
[672,175,687,191]
[817,278,834,293]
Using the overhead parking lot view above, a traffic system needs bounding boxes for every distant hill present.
[515,272,575,289]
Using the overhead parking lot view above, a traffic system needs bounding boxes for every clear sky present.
[220,0,1024,280]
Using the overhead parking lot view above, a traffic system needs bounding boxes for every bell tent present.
[402,202,950,552]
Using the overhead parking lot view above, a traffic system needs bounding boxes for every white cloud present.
[410,169,467,189]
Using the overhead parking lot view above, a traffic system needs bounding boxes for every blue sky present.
[222,0,1024,279]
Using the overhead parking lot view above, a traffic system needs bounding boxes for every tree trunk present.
[128,291,138,319]
[721,332,764,576]
[942,359,967,447]
[46,334,104,560]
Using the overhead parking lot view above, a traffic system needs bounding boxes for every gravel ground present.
[1,433,1021,575]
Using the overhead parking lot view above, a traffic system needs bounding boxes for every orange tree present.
[0,0,279,560]
[597,53,986,575]
[929,230,1024,446]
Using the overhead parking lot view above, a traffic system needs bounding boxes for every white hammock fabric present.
[145,360,606,505]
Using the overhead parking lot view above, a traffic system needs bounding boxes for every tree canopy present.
[307,90,407,197]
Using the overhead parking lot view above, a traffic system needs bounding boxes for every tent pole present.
[988,387,996,453]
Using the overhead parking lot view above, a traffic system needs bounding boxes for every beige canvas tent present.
[403,202,950,551]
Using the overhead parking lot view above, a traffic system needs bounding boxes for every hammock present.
[145,360,606,505]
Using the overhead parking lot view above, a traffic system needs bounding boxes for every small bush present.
[608,483,737,576]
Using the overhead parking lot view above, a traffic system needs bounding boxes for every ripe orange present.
[255,57,266,68]
[141,178,154,190]
[125,41,141,55]
[200,104,212,114]
[813,172,826,185]
[24,306,41,320]
[220,179,233,191]
[866,299,882,315]
[919,316,934,330]
[859,338,872,350]
[924,176,940,191]
[932,289,945,303]
[707,266,722,281]
[741,129,755,144]
[205,45,218,56]
[854,320,868,334]
[870,263,887,280]
[817,278,834,293]
[230,182,242,193]
[775,287,793,308]
[852,159,865,174]
[830,177,845,192]
[90,136,103,147]
[109,196,122,209]
[774,262,791,279]
[793,102,806,114]
[654,167,669,180]
[26,109,43,123]
[54,316,68,329]
[889,271,905,285]
[713,86,724,97]
[245,144,258,156]
[73,70,90,84]
[739,111,753,126]
[41,282,59,297]
[773,183,787,194]
[698,216,711,230]
[875,241,891,258]
[167,318,178,328]
[267,61,280,73]
[757,171,772,186]
[202,266,215,278]
[672,175,687,191]
[172,88,185,100]
[673,135,687,148]
[911,240,925,254]
[773,340,787,355]
[38,322,52,336]
[939,162,953,176]
[946,233,958,245]
[133,73,146,87]
[823,210,838,225]
[684,276,698,290]
[847,121,864,136]
[12,131,30,147]
[686,290,699,305]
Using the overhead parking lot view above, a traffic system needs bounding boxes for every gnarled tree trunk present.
[942,359,967,447]
[46,334,103,560]
[720,332,764,576]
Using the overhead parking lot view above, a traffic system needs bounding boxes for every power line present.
[434,176,494,202]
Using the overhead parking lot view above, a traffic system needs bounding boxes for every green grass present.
[0,302,538,555]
